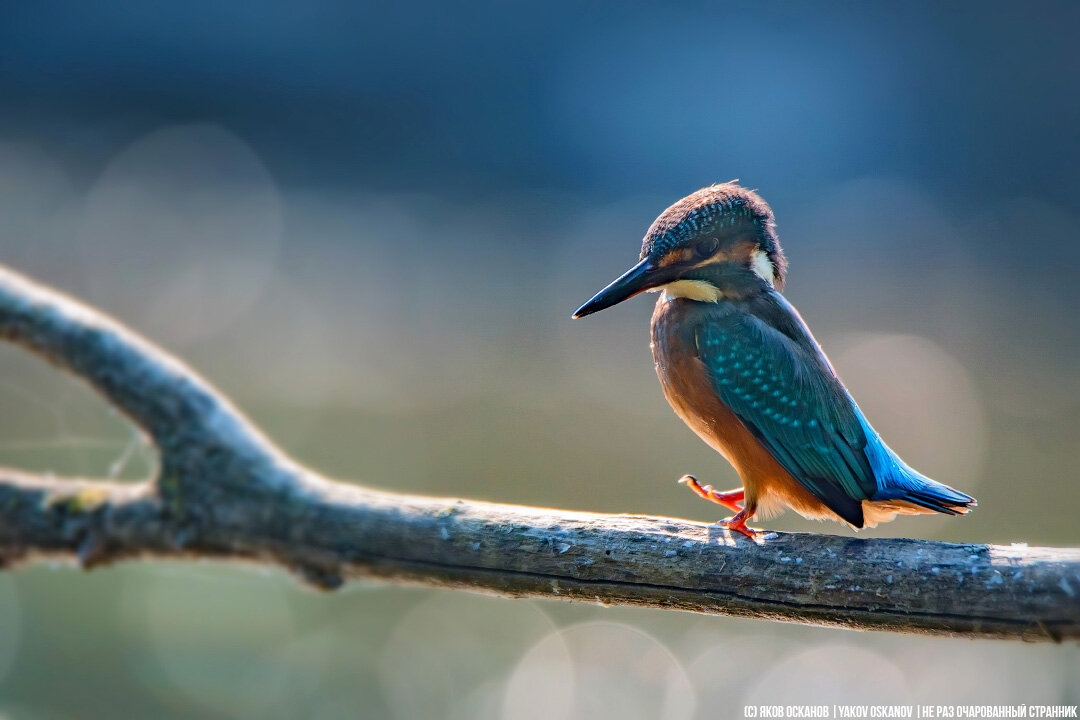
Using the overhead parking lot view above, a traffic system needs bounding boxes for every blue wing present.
[693,293,878,526]
[694,292,973,527]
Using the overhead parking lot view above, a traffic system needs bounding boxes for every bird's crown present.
[640,182,787,289]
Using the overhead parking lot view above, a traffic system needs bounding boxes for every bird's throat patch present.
[657,279,724,303]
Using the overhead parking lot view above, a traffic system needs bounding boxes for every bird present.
[572,183,975,538]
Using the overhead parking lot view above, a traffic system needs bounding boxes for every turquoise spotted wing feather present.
[693,301,878,526]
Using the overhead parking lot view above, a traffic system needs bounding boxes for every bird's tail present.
[872,467,976,515]
[857,415,976,517]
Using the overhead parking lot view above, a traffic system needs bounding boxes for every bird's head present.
[572,183,786,318]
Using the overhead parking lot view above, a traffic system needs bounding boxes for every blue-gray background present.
[0,2,1076,718]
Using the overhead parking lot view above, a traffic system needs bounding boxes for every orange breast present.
[650,296,837,521]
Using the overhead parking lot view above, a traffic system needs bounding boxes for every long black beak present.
[572,257,671,318]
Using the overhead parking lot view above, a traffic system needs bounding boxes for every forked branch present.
[0,266,1076,642]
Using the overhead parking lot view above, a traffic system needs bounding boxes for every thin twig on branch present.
[0,265,1076,642]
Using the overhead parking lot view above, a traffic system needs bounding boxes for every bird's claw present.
[718,515,761,540]
[678,475,759,536]
[678,475,745,512]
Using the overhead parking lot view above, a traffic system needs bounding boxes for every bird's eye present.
[695,237,719,258]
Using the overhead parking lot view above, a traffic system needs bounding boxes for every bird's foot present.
[678,475,744,512]
[718,507,760,540]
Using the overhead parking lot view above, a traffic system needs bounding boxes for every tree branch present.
[0,265,1076,642]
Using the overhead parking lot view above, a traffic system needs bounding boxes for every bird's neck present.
[659,279,725,303]
[657,264,768,304]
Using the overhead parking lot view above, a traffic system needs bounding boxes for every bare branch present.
[0,266,282,469]
[0,265,1076,642]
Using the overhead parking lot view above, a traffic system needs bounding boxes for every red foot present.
[678,475,744,512]
[719,507,760,539]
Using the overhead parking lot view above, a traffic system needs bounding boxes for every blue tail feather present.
[859,417,976,515]
[869,460,975,514]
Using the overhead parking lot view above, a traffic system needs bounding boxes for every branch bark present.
[0,265,1076,642]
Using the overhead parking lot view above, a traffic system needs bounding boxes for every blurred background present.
[0,1,1077,717]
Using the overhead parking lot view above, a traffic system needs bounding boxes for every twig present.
[0,265,1076,642]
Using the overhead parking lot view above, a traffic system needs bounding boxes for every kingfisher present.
[572,183,975,538]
